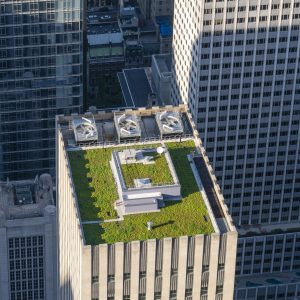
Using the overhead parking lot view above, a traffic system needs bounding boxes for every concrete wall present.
[88,233,237,300]
[0,207,57,300]
[57,129,88,300]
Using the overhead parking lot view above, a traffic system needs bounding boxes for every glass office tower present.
[0,0,83,180]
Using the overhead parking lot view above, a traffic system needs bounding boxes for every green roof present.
[120,151,174,188]
[68,140,214,244]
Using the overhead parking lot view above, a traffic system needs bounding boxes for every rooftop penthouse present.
[57,105,235,245]
[57,105,237,300]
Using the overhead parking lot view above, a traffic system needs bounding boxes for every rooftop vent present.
[114,113,141,141]
[14,185,35,206]
[156,111,184,136]
[72,116,98,143]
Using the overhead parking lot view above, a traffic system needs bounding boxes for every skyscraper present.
[0,0,84,180]
[171,0,300,226]
[171,0,300,297]
[56,106,237,300]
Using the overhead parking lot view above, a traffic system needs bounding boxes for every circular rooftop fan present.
[118,115,138,135]
[160,113,181,132]
[76,121,97,139]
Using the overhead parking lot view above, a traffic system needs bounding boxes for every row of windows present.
[202,38,299,47]
[204,0,300,9]
[204,14,300,26]
[204,2,300,14]
[202,25,300,37]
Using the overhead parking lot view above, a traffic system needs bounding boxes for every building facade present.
[171,0,300,297]
[0,0,84,180]
[0,175,56,300]
[234,231,300,299]
[171,0,300,226]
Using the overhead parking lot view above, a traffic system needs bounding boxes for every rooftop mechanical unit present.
[14,185,35,205]
[72,116,98,143]
[156,111,184,136]
[114,113,141,141]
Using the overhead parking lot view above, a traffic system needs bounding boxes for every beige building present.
[56,105,237,300]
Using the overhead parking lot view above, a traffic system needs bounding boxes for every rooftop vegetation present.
[120,151,174,188]
[68,140,214,244]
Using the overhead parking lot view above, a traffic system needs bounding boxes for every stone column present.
[207,233,220,299]
[222,232,238,300]
[177,236,188,300]
[81,246,92,300]
[192,235,204,299]
[130,241,140,300]
[115,242,124,300]
[161,237,172,299]
[146,239,156,300]
[99,244,108,299]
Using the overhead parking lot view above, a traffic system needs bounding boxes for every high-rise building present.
[0,0,84,181]
[171,0,300,297]
[56,105,237,300]
[171,0,300,226]
[0,174,56,300]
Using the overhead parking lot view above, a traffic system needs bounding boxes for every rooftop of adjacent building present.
[87,10,118,25]
[155,16,173,37]
[0,175,54,221]
[153,53,172,74]
[118,68,159,107]
[57,106,236,245]
[238,222,300,237]
[87,22,121,35]
[235,271,300,289]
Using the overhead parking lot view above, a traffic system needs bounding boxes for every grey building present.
[234,230,300,299]
[0,175,56,300]
[171,0,300,298]
[171,0,300,227]
[0,0,84,180]
[56,105,237,300]
[152,54,172,104]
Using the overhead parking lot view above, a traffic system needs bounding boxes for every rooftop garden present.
[68,140,214,244]
[120,151,174,188]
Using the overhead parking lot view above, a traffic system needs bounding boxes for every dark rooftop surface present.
[194,156,224,219]
[87,23,120,35]
[118,68,154,107]
[117,72,134,107]
[154,54,172,73]
[87,10,118,24]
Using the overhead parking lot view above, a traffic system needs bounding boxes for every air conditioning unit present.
[72,116,98,143]
[156,111,184,136]
[114,113,141,140]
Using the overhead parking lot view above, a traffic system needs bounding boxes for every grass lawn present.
[68,144,160,221]
[120,151,174,188]
[68,140,214,244]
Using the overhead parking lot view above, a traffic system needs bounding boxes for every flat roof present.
[58,106,236,244]
[118,68,155,107]
[87,23,121,35]
[153,54,172,74]
[235,271,300,290]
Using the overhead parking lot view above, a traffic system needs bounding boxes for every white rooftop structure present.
[114,113,141,141]
[155,111,184,136]
[72,116,98,143]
